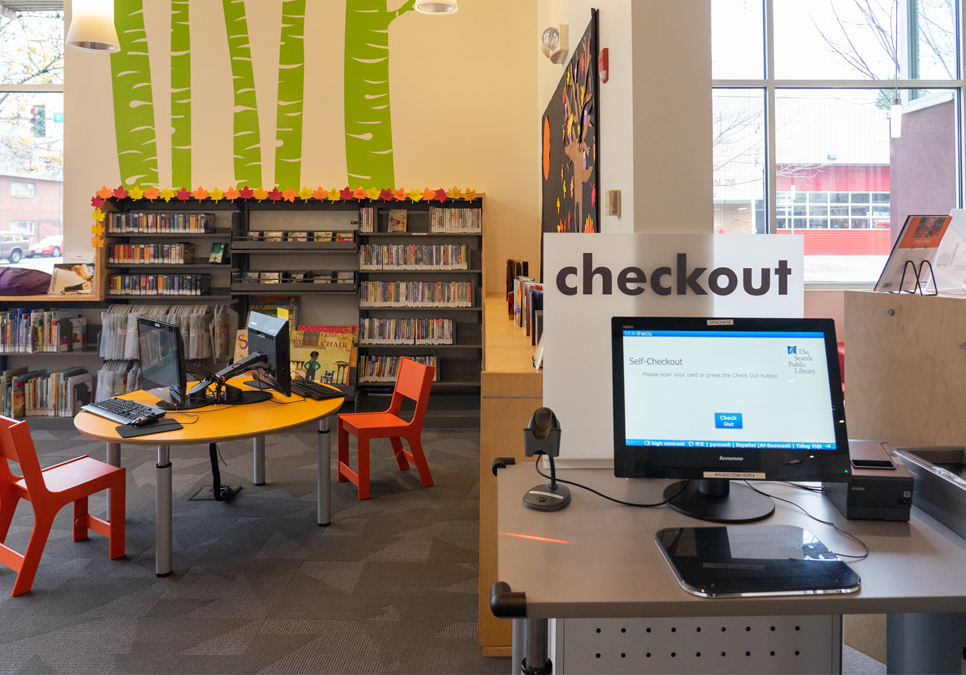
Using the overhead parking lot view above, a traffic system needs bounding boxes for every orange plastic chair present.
[0,416,125,596]
[338,357,435,499]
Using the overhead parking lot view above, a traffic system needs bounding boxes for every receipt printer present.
[824,439,914,521]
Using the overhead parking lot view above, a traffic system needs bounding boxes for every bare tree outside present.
[0,10,64,179]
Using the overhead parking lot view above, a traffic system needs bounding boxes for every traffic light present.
[29,104,45,138]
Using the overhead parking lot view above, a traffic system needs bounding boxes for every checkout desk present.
[493,464,966,674]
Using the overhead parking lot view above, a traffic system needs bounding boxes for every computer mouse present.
[132,414,161,428]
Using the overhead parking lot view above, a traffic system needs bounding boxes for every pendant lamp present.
[414,1,458,14]
[66,0,120,52]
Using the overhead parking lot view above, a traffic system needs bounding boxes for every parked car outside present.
[0,232,28,264]
[27,235,63,259]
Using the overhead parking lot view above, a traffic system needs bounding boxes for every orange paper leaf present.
[192,186,209,200]
[393,188,407,201]
[421,188,435,202]
[96,185,112,200]
[143,186,160,201]
[224,186,240,201]
[283,188,298,203]
[353,186,367,200]
[462,188,477,201]
[91,223,105,236]
[254,187,270,201]
[91,236,105,248]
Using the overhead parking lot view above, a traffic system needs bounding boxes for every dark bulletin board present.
[542,9,600,237]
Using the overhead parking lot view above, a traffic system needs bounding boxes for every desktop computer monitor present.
[246,312,291,397]
[137,317,202,409]
[611,316,851,523]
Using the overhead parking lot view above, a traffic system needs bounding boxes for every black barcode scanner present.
[523,407,570,511]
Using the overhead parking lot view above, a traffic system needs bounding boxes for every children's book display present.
[290,325,358,386]
[0,309,87,353]
[875,212,966,293]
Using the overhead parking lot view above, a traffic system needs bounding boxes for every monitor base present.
[664,479,774,524]
[523,483,571,512]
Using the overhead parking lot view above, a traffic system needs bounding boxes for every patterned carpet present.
[0,426,510,675]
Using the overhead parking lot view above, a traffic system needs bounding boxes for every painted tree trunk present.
[171,0,191,188]
[343,0,414,188]
[111,0,159,187]
[223,0,262,187]
[274,0,306,190]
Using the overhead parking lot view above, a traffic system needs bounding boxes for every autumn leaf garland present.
[89,185,480,247]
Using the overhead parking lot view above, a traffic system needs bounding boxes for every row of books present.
[108,243,195,265]
[107,212,216,234]
[358,355,438,383]
[0,366,93,419]
[360,318,455,345]
[107,273,212,296]
[359,244,470,270]
[360,207,376,233]
[100,305,233,362]
[235,271,355,285]
[248,231,355,242]
[359,281,475,308]
[0,310,88,353]
[515,277,544,345]
[429,207,482,233]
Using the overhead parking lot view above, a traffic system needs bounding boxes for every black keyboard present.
[81,398,167,424]
[290,380,344,400]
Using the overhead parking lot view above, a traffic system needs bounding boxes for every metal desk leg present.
[156,444,172,577]
[523,618,551,675]
[318,418,331,526]
[106,442,121,518]
[512,618,526,675]
[887,612,966,674]
[253,436,266,485]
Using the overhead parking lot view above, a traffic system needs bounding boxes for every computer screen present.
[137,318,189,407]
[247,312,291,397]
[611,316,851,523]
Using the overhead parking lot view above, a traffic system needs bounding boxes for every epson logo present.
[556,253,791,297]
[719,456,744,461]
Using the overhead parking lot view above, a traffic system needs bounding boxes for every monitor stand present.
[664,479,775,524]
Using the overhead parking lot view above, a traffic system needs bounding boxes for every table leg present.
[253,436,266,486]
[156,444,172,577]
[512,618,526,675]
[522,618,551,675]
[318,418,331,526]
[106,442,121,519]
[887,612,966,674]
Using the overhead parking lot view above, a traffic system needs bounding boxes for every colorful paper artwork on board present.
[542,10,599,235]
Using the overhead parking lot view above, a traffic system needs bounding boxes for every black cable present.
[783,481,825,494]
[745,481,870,561]
[535,461,689,508]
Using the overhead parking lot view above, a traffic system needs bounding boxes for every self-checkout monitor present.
[611,316,851,523]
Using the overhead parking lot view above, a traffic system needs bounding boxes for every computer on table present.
[611,316,851,524]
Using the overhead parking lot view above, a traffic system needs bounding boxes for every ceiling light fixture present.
[414,0,458,14]
[890,0,902,138]
[66,0,120,52]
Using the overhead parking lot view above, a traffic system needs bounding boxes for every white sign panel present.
[544,233,804,466]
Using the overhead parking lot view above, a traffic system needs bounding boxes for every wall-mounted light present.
[541,25,569,64]
[66,0,120,52]
[414,0,458,14]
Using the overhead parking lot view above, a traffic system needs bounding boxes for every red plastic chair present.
[0,416,125,596]
[338,358,435,499]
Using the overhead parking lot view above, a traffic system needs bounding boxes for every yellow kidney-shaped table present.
[74,378,343,576]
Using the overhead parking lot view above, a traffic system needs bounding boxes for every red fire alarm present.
[599,48,609,83]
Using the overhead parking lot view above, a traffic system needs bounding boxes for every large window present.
[0,7,64,273]
[713,0,961,284]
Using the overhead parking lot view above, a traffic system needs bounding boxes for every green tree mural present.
[275,0,305,190]
[171,0,191,188]
[344,0,415,188]
[111,0,159,187]
[223,0,262,187]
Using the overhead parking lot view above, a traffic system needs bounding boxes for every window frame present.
[713,0,966,287]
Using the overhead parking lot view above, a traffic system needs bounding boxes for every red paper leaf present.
[340,187,354,201]
[268,187,283,202]
[176,187,191,201]
[379,188,394,201]
[239,186,254,200]
[113,186,129,200]
[91,196,105,208]
[434,189,447,203]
